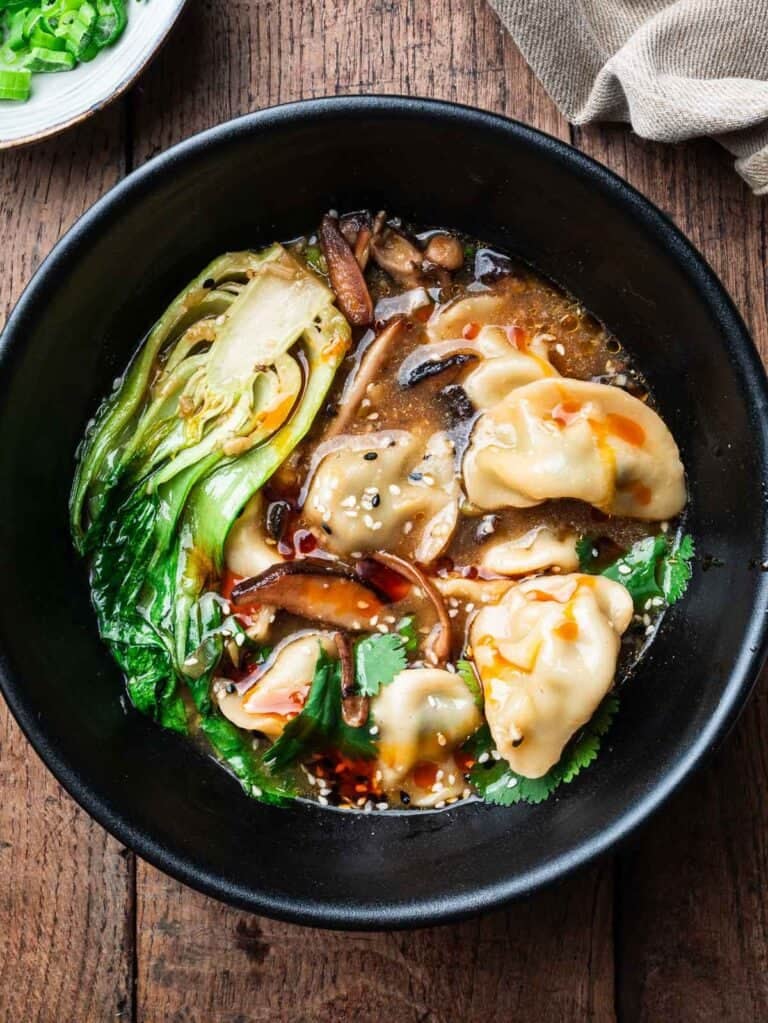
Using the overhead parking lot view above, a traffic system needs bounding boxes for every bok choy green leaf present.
[71,246,351,748]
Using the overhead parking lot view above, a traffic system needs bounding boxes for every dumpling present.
[372,668,482,806]
[463,378,686,520]
[304,430,460,562]
[480,525,579,576]
[469,574,633,778]
[215,632,335,739]
[223,492,280,640]
[461,326,558,410]
[225,492,280,577]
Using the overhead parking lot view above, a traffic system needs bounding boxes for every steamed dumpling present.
[480,526,579,576]
[463,378,686,520]
[225,492,280,578]
[215,633,335,739]
[461,326,558,410]
[304,430,460,562]
[469,574,633,778]
[373,668,482,806]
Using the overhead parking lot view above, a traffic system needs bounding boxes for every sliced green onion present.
[0,66,30,99]
[23,45,76,71]
[0,0,129,99]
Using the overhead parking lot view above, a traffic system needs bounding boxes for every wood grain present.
[572,125,768,1022]
[130,3,614,1022]
[0,109,135,1023]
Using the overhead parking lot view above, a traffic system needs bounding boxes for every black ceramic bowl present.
[2,97,767,930]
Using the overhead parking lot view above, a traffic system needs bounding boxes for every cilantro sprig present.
[353,616,418,697]
[466,694,619,805]
[579,532,694,611]
[264,645,375,770]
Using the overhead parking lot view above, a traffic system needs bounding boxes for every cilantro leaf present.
[575,535,599,572]
[264,645,375,770]
[396,614,419,653]
[602,535,667,609]
[582,532,695,611]
[457,659,484,708]
[660,533,695,603]
[467,694,619,805]
[355,632,408,697]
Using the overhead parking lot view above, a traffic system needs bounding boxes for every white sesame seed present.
[555,343,565,355]
[448,774,456,785]
[465,602,475,612]
[252,785,263,797]
[235,632,245,647]
[491,749,502,761]
[357,600,370,609]
[370,615,379,625]
[618,563,632,576]
[434,800,447,809]
[318,795,329,806]
[448,608,459,618]
[478,752,490,764]
[506,777,518,789]
[369,724,380,735]
[376,801,389,810]
[437,732,447,747]
[427,695,438,708]
[403,521,413,535]
[389,484,402,495]
[377,623,389,633]
[661,521,670,533]
[367,412,379,421]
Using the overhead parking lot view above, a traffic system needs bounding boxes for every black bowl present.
[2,96,767,930]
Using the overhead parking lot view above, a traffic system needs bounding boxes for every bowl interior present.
[1,98,767,928]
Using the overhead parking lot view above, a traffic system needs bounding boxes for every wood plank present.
[0,109,135,1023]
[573,124,768,1021]
[130,2,614,1021]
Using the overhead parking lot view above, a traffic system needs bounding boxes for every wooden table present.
[1,3,766,1020]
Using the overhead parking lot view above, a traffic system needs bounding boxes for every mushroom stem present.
[368,550,452,667]
[335,631,370,728]
[325,316,407,438]
[319,214,374,326]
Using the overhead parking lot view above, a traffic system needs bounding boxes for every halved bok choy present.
[70,245,350,797]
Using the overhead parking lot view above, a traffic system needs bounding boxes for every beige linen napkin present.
[489,0,768,193]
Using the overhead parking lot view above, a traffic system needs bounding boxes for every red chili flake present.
[294,529,318,554]
[462,322,480,340]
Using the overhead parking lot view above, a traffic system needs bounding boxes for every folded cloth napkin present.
[489,0,768,193]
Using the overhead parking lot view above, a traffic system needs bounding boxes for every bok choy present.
[71,246,351,759]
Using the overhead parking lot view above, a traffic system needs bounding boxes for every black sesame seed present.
[371,493,380,508]
[226,682,236,694]
[400,791,411,805]
[364,451,378,461]
[408,471,423,482]
[203,277,216,289]
[512,737,524,747]
[321,522,333,535]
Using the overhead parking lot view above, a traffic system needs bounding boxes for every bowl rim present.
[2,94,768,930]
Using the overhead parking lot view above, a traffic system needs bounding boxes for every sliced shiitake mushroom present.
[397,339,480,389]
[367,551,452,667]
[324,316,407,438]
[335,631,370,728]
[231,559,388,631]
[319,214,373,326]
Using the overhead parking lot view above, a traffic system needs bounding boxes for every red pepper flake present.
[462,321,480,340]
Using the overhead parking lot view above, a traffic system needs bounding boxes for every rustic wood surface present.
[0,2,765,1021]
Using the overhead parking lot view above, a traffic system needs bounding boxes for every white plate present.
[0,0,188,148]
